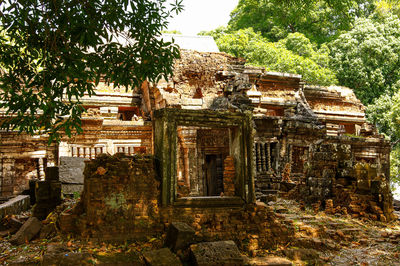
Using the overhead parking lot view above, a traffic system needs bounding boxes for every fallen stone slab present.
[143,248,182,266]
[0,195,30,220]
[190,240,244,266]
[247,256,293,266]
[9,217,42,245]
[165,222,196,251]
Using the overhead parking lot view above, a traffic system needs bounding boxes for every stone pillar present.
[260,143,266,172]
[32,166,61,220]
[0,158,2,195]
[189,148,199,196]
[267,142,271,171]
[38,158,45,181]
[183,148,190,188]
[1,158,15,196]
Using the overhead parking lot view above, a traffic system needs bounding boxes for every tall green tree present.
[329,14,400,104]
[215,28,337,85]
[0,0,182,142]
[229,0,375,44]
[367,91,400,184]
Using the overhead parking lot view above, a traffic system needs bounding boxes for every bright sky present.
[167,0,239,35]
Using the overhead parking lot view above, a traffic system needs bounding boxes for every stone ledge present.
[174,196,244,208]
[0,195,30,219]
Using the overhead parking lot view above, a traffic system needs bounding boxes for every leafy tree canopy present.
[366,91,400,183]
[214,28,337,85]
[0,0,182,142]
[329,14,400,104]
[228,0,375,44]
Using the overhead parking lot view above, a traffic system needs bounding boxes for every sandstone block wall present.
[69,154,293,249]
[298,138,395,221]
[77,154,160,241]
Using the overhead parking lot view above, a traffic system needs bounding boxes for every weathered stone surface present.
[143,248,182,266]
[247,256,293,266]
[9,217,42,245]
[75,154,161,241]
[39,223,57,239]
[0,195,31,220]
[165,222,196,251]
[61,184,84,195]
[190,241,244,266]
[59,156,86,184]
[45,166,59,182]
[58,213,77,233]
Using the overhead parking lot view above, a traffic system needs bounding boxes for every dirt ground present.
[1,198,399,265]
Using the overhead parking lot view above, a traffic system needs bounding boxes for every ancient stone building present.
[0,48,395,221]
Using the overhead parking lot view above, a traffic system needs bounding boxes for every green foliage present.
[228,0,375,44]
[198,26,231,40]
[73,191,81,200]
[215,28,337,85]
[366,93,398,141]
[375,0,400,17]
[390,146,400,185]
[366,91,400,184]
[330,14,400,104]
[0,0,182,142]
[277,32,316,58]
[162,30,182,34]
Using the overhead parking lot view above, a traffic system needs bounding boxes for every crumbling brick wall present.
[67,154,293,249]
[295,137,395,222]
[77,154,161,241]
[14,159,38,195]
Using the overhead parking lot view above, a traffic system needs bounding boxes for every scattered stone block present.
[58,213,77,233]
[45,167,60,182]
[59,157,86,184]
[40,223,57,239]
[190,240,244,266]
[143,248,182,266]
[9,217,42,245]
[32,175,62,220]
[165,222,196,251]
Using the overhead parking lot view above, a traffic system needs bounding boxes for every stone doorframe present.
[153,108,255,206]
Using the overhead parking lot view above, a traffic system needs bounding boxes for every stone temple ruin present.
[0,45,397,242]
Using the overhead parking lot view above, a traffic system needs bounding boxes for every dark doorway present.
[205,154,224,196]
